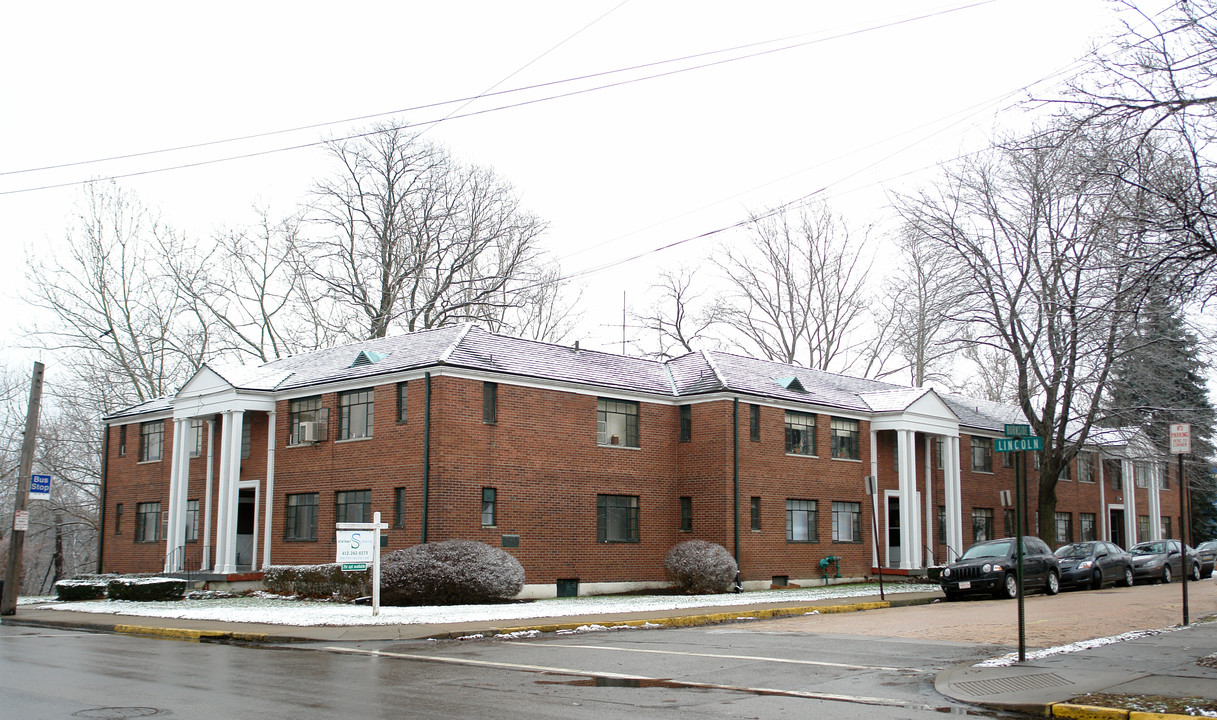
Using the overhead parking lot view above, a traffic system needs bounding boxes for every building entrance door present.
[236,489,255,570]
[886,494,901,567]
[1110,508,1126,548]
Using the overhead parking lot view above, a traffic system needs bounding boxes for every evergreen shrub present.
[381,539,524,605]
[262,564,370,600]
[664,540,738,594]
[106,577,187,601]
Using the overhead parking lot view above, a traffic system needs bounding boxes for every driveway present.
[741,582,1217,647]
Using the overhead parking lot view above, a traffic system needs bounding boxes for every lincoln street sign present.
[995,436,1042,452]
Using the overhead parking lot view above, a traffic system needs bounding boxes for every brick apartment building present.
[98,324,1182,596]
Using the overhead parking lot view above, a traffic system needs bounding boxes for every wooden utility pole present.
[1,362,45,616]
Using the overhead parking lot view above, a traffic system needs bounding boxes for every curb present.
[1049,704,1198,720]
[475,597,926,640]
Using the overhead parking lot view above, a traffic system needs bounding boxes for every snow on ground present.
[17,582,937,627]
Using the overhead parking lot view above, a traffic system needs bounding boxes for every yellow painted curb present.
[492,600,893,636]
[1130,713,1205,720]
[1052,704,1130,720]
[114,625,227,641]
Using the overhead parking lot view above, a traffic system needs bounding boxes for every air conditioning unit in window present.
[298,421,322,443]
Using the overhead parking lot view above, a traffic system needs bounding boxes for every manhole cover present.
[73,708,162,719]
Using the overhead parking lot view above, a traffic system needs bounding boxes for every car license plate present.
[958,581,971,589]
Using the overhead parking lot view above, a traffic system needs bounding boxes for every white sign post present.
[336,511,388,615]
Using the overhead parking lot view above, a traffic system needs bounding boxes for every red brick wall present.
[99,376,1168,585]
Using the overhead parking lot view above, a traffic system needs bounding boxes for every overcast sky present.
[0,0,1143,366]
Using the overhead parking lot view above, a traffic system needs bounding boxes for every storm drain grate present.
[952,672,1072,697]
[72,708,162,719]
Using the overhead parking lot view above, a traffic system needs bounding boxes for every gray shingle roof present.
[106,325,1032,434]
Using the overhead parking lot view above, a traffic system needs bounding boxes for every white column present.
[924,435,934,566]
[1148,461,1162,541]
[1123,458,1137,544]
[262,410,277,570]
[944,436,963,562]
[219,410,245,574]
[214,412,233,574]
[203,419,215,570]
[896,429,921,569]
[163,418,188,572]
[172,419,191,567]
[869,427,880,569]
[1097,451,1108,541]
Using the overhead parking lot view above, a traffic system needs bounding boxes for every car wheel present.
[1122,566,1134,587]
[1000,573,1019,599]
[1091,570,1104,590]
[1193,563,1202,581]
[1046,570,1061,595]
[1162,565,1172,584]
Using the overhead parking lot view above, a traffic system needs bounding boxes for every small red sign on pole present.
[1170,424,1191,454]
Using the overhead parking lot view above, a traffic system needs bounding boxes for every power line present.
[0,1,995,195]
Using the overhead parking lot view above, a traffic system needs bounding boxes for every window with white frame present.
[135,502,161,542]
[831,501,860,542]
[188,419,204,458]
[597,399,639,447]
[786,499,817,542]
[596,494,639,542]
[1080,513,1097,541]
[970,437,992,473]
[185,499,199,542]
[785,412,816,456]
[285,493,318,541]
[289,396,326,444]
[972,507,994,542]
[830,418,859,460]
[1077,452,1094,483]
[139,421,164,462]
[339,389,374,440]
[1055,512,1073,545]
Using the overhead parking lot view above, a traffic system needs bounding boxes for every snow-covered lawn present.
[17,582,937,627]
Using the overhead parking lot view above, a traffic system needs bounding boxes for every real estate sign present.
[335,530,376,564]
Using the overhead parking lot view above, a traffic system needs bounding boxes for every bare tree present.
[26,182,199,414]
[304,123,548,340]
[1053,0,1217,297]
[872,224,968,386]
[714,203,873,372]
[895,124,1153,542]
[476,263,584,343]
[160,207,334,362]
[632,267,717,360]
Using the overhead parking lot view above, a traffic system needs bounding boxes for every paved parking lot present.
[742,581,1217,647]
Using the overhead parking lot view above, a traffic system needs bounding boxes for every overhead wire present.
[0,0,995,195]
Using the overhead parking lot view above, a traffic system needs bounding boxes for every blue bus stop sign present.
[29,474,51,500]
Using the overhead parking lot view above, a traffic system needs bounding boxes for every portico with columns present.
[861,388,964,571]
[163,366,279,575]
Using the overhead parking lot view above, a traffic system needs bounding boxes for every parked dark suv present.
[940,536,1061,600]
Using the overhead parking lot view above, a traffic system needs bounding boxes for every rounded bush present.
[664,540,738,594]
[380,539,524,606]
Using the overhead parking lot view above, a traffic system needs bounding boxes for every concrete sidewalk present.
[1,591,941,642]
[5,590,1217,718]
[936,618,1217,718]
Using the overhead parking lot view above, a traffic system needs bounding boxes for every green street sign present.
[341,562,368,572]
[995,436,1042,452]
[1004,424,1031,437]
